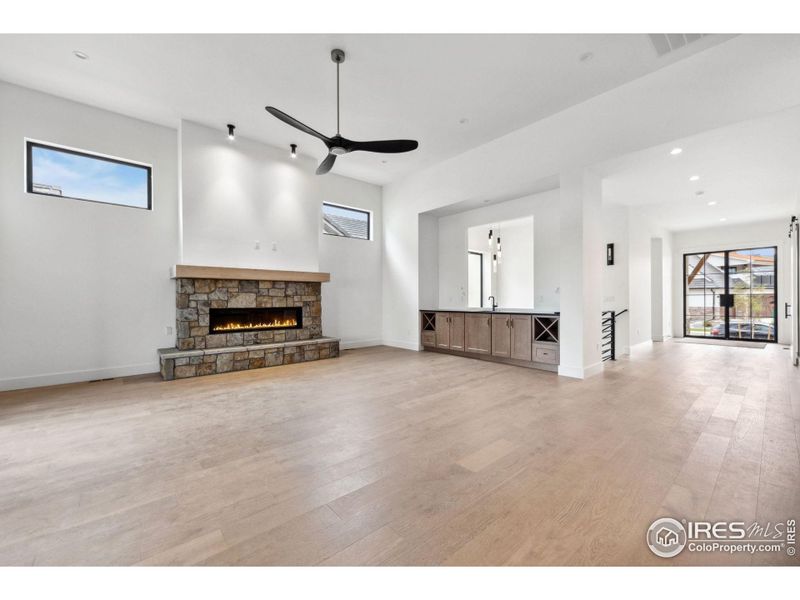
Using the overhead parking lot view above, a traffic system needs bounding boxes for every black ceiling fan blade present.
[347,139,419,154]
[265,106,331,144]
[316,153,336,175]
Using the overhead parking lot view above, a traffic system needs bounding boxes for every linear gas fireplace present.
[209,307,303,334]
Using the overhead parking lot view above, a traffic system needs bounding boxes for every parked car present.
[710,321,775,340]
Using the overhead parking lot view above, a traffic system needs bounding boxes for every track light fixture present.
[290,144,297,159]
[227,124,235,140]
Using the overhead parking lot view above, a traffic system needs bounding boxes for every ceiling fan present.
[266,49,419,175]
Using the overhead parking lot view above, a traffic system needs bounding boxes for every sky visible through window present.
[30,144,150,209]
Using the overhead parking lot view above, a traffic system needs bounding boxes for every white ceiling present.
[598,105,800,232]
[0,34,732,185]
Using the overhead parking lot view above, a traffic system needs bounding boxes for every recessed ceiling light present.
[459,117,469,125]
[720,217,727,222]
[689,175,700,181]
[670,147,683,156]
[579,52,594,63]
[707,201,717,206]
[72,50,89,60]
[381,159,388,164]
[695,190,705,196]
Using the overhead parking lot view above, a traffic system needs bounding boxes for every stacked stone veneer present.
[158,277,339,380]
[175,278,322,350]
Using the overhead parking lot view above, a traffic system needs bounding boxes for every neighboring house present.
[323,212,368,239]
[685,251,775,320]
[31,183,62,196]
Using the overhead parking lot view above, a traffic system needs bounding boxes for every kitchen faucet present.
[488,296,498,311]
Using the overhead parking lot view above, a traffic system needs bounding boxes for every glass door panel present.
[750,247,776,341]
[684,252,726,338]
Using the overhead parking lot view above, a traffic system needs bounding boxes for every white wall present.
[495,218,535,308]
[180,120,383,350]
[432,190,560,312]
[671,218,790,344]
[558,170,604,378]
[0,82,180,390]
[181,120,321,271]
[319,196,383,350]
[601,203,630,355]
[418,213,439,313]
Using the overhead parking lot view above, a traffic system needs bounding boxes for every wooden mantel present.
[171,265,331,283]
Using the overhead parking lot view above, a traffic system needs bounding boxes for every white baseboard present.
[0,362,159,392]
[340,338,382,350]
[381,338,420,351]
[558,361,604,379]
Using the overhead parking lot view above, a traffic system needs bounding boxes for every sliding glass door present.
[683,247,777,342]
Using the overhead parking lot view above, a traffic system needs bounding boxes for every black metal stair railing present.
[601,309,628,362]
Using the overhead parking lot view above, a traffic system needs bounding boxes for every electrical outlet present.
[254,240,261,250]
[165,326,173,335]
[271,241,278,251]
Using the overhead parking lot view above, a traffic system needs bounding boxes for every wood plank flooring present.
[0,341,798,565]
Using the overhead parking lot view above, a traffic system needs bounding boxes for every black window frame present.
[322,201,372,241]
[25,139,153,211]
[682,245,778,343]
[468,250,484,307]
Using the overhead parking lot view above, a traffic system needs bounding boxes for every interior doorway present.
[683,247,777,342]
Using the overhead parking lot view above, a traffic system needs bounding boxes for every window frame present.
[321,201,372,241]
[25,139,153,211]
[467,250,484,308]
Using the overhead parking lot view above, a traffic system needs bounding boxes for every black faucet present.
[488,296,498,311]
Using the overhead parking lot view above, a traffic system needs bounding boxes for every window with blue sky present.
[26,141,151,209]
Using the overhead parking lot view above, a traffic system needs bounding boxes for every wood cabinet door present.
[435,312,451,348]
[465,314,492,354]
[491,314,511,357]
[449,312,465,351]
[510,315,532,361]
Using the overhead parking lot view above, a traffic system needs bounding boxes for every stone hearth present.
[158,266,339,380]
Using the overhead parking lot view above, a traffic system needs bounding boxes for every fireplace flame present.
[212,318,298,332]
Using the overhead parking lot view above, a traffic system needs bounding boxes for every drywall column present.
[651,237,665,342]
[558,169,603,378]
[418,213,439,316]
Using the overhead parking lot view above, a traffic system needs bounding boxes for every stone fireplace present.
[158,265,339,380]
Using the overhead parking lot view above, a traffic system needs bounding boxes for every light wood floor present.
[1,341,798,566]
